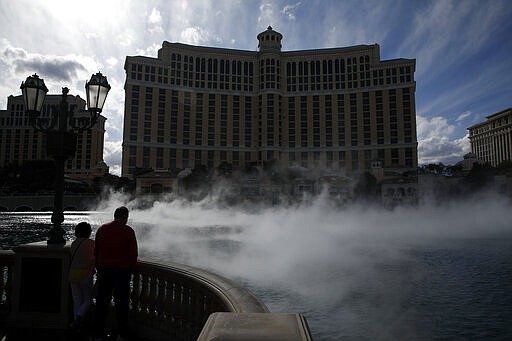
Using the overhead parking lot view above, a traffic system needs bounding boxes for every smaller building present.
[135,169,178,194]
[468,108,512,167]
[381,179,418,207]
[458,152,482,172]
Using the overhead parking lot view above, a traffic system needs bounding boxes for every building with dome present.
[122,26,417,179]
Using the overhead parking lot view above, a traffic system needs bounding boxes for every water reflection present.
[0,212,104,249]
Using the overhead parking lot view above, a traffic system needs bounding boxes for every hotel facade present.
[122,27,417,179]
[468,108,512,167]
[0,94,108,181]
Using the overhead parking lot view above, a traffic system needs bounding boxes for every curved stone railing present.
[130,259,268,340]
[0,251,268,341]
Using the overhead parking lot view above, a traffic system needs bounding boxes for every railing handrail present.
[135,258,268,313]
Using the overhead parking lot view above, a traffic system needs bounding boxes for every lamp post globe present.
[85,72,111,113]
[20,74,48,116]
[21,72,109,244]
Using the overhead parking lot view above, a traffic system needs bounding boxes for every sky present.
[1,0,511,176]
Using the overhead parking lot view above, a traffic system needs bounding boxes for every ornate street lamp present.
[20,72,110,244]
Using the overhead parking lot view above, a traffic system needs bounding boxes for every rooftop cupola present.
[257,26,282,52]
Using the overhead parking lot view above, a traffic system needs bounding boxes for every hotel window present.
[195,150,202,166]
[389,90,398,144]
[363,92,371,145]
[233,95,240,147]
[195,93,203,145]
[325,95,333,146]
[337,94,345,146]
[313,95,320,147]
[339,151,346,168]
[244,96,252,147]
[391,148,399,165]
[208,94,215,146]
[405,148,413,167]
[220,95,227,146]
[351,150,359,170]
[131,63,142,80]
[183,92,191,145]
[364,149,372,169]
[143,147,150,168]
[350,94,358,146]
[143,87,153,143]
[169,149,176,169]
[156,148,163,169]
[128,146,136,171]
[301,152,308,168]
[207,150,214,168]
[157,89,165,143]
[402,88,413,143]
[183,149,189,168]
[170,90,178,144]
[130,86,140,141]
[300,96,308,147]
[288,97,296,147]
[267,94,274,146]
[376,90,384,144]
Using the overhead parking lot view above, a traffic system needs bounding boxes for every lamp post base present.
[48,211,66,244]
[47,226,66,244]
[7,241,72,338]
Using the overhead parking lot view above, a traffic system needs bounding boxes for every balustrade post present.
[148,273,157,320]
[155,277,165,322]
[139,272,149,317]
[130,271,141,316]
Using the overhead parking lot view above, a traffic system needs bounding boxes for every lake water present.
[1,198,512,340]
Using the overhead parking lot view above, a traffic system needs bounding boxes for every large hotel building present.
[0,94,108,181]
[122,27,417,179]
[468,108,512,167]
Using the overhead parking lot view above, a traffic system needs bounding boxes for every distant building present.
[135,169,178,194]
[0,94,108,181]
[122,26,418,179]
[468,108,512,167]
[458,152,482,172]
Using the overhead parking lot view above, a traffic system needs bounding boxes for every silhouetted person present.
[94,206,138,340]
[69,221,95,331]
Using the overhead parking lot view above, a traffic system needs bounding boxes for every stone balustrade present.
[130,258,269,340]
[0,248,311,340]
[0,249,269,340]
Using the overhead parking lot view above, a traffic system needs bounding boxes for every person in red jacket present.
[94,206,138,340]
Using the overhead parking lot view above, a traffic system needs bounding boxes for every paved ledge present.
[197,313,312,341]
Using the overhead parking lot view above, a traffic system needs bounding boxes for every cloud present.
[148,8,164,34]
[258,3,278,26]
[456,111,472,122]
[103,140,123,173]
[116,33,134,47]
[180,27,222,45]
[15,59,86,83]
[148,8,162,24]
[1,40,88,83]
[282,2,302,20]
[399,1,509,82]
[417,115,470,164]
